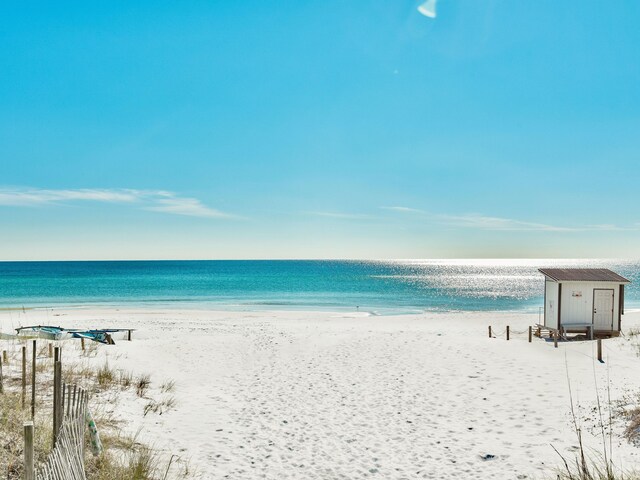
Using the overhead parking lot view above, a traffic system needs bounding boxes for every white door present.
[593,289,614,330]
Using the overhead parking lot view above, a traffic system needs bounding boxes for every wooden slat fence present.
[36,384,88,480]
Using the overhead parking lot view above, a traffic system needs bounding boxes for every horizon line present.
[0,257,637,263]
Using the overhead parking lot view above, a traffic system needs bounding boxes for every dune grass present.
[0,338,186,480]
[0,390,52,479]
[549,357,640,480]
[136,374,152,398]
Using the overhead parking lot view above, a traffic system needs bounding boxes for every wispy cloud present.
[439,213,576,232]
[586,224,636,232]
[146,196,231,218]
[307,211,373,220]
[0,187,233,219]
[0,188,142,206]
[382,205,635,232]
[380,206,426,214]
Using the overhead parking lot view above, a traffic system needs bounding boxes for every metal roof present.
[538,268,630,283]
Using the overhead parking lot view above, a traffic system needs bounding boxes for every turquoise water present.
[0,260,638,313]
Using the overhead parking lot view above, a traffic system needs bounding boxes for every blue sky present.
[1,0,639,260]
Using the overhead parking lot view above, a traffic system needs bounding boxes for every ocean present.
[0,259,638,313]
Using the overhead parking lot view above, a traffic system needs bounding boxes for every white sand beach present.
[2,307,640,479]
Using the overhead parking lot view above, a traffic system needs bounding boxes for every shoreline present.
[0,300,568,317]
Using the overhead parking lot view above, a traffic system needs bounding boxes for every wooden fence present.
[17,343,100,480]
[25,384,89,480]
[41,384,89,480]
[2,338,106,480]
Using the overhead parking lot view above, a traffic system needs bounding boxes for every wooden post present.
[2,350,7,364]
[72,385,77,416]
[24,421,34,480]
[597,339,603,362]
[65,383,71,417]
[53,359,62,447]
[554,332,558,348]
[528,326,532,343]
[22,345,26,408]
[128,329,132,341]
[80,389,87,458]
[488,326,492,338]
[536,326,541,337]
[31,340,36,419]
[506,326,510,341]
[81,337,85,351]
[54,346,60,362]
[48,343,53,358]
[0,356,3,394]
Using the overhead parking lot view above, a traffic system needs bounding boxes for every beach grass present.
[136,374,151,398]
[550,356,640,480]
[0,338,185,480]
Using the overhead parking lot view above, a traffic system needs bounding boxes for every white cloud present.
[438,213,576,232]
[382,205,634,232]
[586,224,636,232]
[146,197,232,219]
[0,188,142,206]
[308,211,373,220]
[380,206,426,214]
[0,187,233,219]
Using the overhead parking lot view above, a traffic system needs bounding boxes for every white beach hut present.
[539,268,630,337]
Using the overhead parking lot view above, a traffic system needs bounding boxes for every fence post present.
[597,339,603,362]
[81,337,85,351]
[48,343,53,358]
[0,356,3,394]
[488,326,492,338]
[128,329,132,341]
[24,421,34,480]
[506,326,510,341]
[53,347,62,447]
[31,340,36,419]
[2,350,7,364]
[528,326,532,343]
[66,383,71,417]
[22,346,26,408]
[554,332,558,348]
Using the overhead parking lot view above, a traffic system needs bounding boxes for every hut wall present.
[544,280,559,329]
[559,281,620,331]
